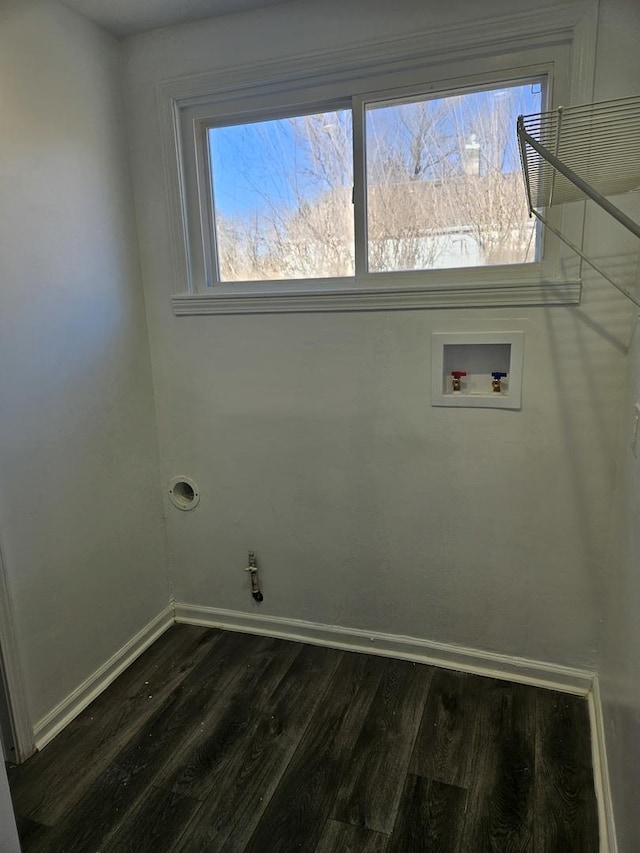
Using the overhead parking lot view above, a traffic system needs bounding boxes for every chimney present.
[463,133,480,176]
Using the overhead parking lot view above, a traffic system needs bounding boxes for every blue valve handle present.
[491,372,507,379]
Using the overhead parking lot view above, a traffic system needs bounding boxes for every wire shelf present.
[518,95,640,209]
[516,95,640,308]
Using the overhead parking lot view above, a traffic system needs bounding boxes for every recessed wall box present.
[431,332,524,409]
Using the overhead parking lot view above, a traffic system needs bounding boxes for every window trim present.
[158,2,597,315]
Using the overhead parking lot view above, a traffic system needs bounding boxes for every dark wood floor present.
[7,625,599,852]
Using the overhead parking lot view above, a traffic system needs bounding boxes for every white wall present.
[0,0,168,726]
[595,2,640,849]
[0,757,20,853]
[602,329,640,852]
[124,0,635,671]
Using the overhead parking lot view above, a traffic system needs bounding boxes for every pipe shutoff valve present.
[491,372,507,393]
[245,551,264,603]
[451,371,467,392]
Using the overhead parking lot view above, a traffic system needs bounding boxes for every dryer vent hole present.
[169,478,200,510]
[173,481,194,502]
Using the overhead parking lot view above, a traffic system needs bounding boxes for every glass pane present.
[209,110,354,282]
[365,82,543,272]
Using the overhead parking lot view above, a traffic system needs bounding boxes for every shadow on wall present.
[543,250,637,650]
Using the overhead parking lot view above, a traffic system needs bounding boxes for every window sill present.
[172,279,581,316]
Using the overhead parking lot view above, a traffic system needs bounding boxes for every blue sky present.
[208,80,542,220]
[208,109,352,219]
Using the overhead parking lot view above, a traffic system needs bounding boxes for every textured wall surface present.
[0,0,167,724]
[0,758,20,853]
[590,0,640,848]
[601,327,640,852]
[124,0,633,670]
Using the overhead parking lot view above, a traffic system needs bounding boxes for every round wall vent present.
[168,476,200,511]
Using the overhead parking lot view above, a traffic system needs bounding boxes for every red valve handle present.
[451,371,467,379]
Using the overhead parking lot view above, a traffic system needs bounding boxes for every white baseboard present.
[174,603,594,696]
[589,677,618,853]
[33,604,175,751]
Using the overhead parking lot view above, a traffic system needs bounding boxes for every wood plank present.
[7,629,601,853]
[244,651,387,853]
[331,658,432,834]
[534,690,598,853]
[143,636,302,799]
[459,679,537,852]
[388,774,467,853]
[8,624,219,826]
[409,668,484,788]
[26,630,274,853]
[105,787,202,853]
[173,643,343,852]
[315,819,389,853]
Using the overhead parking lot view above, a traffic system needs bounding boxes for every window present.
[208,108,355,282]
[200,80,542,286]
[167,19,590,313]
[365,83,542,272]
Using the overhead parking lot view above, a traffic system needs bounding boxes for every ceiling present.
[62,0,296,38]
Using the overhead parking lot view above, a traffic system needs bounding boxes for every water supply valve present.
[245,551,264,602]
[491,372,507,393]
[451,371,467,392]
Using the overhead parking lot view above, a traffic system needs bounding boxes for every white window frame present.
[158,3,597,315]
